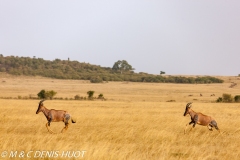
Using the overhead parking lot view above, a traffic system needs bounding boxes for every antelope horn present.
[39,99,45,105]
[186,102,192,108]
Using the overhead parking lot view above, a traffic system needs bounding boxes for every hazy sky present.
[0,1,240,76]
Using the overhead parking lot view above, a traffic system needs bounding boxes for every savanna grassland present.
[0,73,240,160]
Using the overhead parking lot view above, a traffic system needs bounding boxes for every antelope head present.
[183,102,192,116]
[36,100,45,114]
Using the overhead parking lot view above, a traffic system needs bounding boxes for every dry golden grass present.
[0,73,240,160]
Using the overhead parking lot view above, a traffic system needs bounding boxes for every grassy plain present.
[0,73,240,160]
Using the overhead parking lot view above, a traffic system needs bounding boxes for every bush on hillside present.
[234,95,240,102]
[37,89,57,100]
[222,93,233,102]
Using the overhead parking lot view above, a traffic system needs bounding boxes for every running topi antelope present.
[36,100,76,134]
[183,102,220,134]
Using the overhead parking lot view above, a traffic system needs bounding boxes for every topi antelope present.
[36,100,76,134]
[183,102,220,134]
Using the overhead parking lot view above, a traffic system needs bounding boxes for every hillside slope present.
[0,55,223,83]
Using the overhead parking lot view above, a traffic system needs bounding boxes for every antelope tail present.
[71,117,76,123]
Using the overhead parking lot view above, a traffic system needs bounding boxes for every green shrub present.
[98,94,104,99]
[37,89,57,100]
[37,90,46,99]
[74,95,81,100]
[45,90,57,100]
[87,91,95,99]
[234,95,240,102]
[216,97,223,102]
[222,93,233,102]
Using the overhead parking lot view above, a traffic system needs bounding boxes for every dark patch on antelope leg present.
[193,115,198,128]
[210,120,219,130]
[47,114,52,126]
[47,118,52,126]
[64,114,70,125]
[189,121,194,125]
[61,114,70,133]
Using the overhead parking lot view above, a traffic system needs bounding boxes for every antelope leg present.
[45,123,56,134]
[189,127,193,132]
[184,123,189,134]
[61,124,68,133]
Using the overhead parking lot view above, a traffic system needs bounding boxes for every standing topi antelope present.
[36,100,76,134]
[183,102,220,134]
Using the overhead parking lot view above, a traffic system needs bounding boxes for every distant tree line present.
[0,55,224,84]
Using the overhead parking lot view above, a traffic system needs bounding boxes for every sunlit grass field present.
[0,73,240,160]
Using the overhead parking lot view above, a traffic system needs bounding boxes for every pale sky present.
[0,1,240,76]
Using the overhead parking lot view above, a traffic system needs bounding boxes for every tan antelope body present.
[183,102,220,134]
[36,100,76,133]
